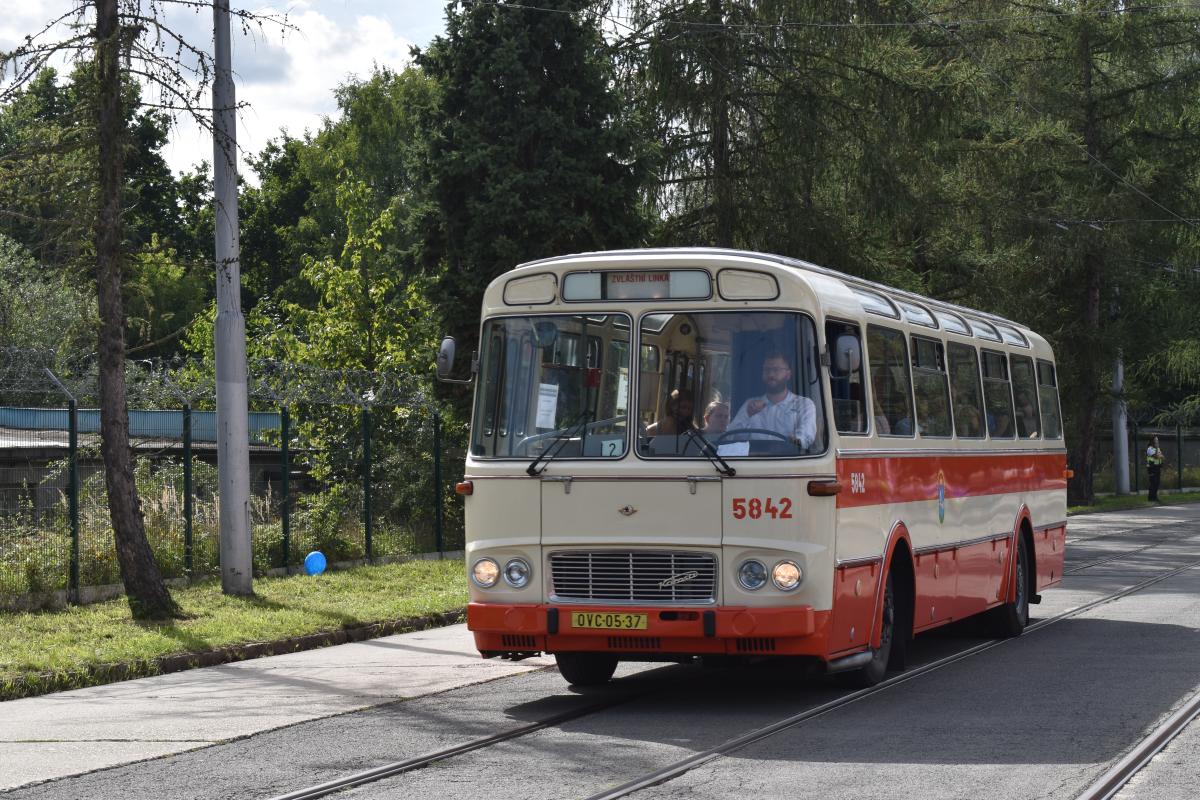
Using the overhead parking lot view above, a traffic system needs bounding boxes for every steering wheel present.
[716,427,793,444]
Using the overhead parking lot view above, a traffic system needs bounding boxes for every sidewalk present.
[0,623,553,792]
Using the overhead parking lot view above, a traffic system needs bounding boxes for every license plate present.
[571,612,648,631]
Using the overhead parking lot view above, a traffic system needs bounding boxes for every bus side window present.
[1009,355,1041,439]
[981,350,1016,438]
[866,325,915,437]
[911,336,952,437]
[947,342,985,438]
[1037,360,1064,439]
[825,320,866,434]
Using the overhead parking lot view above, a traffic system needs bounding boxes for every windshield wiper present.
[682,427,736,477]
[526,410,592,476]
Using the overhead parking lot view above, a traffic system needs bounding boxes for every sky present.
[0,1,449,178]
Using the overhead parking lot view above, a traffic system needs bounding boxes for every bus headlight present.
[738,559,767,591]
[503,558,531,588]
[471,558,500,588]
[772,560,803,591]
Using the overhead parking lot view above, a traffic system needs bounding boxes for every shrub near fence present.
[0,351,463,605]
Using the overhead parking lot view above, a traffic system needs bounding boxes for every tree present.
[1,1,285,618]
[417,0,650,352]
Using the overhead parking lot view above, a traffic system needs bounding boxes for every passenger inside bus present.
[645,389,695,436]
[701,399,730,435]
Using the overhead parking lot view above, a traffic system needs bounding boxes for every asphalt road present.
[6,504,1200,800]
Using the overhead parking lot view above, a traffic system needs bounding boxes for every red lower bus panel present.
[468,603,833,657]
[830,564,878,652]
[913,549,958,631]
[1033,525,1066,591]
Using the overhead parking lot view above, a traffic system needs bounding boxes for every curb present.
[0,608,466,702]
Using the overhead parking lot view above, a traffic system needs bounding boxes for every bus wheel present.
[989,535,1030,638]
[840,571,896,688]
[556,653,618,686]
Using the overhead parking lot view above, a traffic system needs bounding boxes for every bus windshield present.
[637,311,827,458]
[471,314,631,458]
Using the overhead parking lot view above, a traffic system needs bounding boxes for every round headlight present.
[772,560,803,591]
[738,559,767,591]
[503,558,531,588]
[471,558,500,588]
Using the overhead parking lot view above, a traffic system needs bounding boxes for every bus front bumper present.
[468,602,829,657]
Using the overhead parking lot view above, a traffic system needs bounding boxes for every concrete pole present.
[1112,354,1130,495]
[213,0,252,594]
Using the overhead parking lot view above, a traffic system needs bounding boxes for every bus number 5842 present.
[731,497,793,520]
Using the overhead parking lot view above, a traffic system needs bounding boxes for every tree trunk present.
[708,0,734,248]
[94,0,179,619]
[1067,19,1102,508]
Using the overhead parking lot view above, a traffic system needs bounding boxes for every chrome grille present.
[549,551,717,605]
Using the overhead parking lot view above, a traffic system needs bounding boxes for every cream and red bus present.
[437,248,1068,687]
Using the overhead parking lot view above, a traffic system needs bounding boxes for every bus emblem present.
[937,469,946,524]
[659,570,700,589]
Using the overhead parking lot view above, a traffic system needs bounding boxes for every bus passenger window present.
[911,337,952,437]
[825,321,866,434]
[1037,360,1064,439]
[947,342,985,438]
[981,350,1016,438]
[1009,355,1041,439]
[866,326,915,437]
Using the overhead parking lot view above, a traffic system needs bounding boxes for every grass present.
[0,558,466,698]
[1068,489,1200,515]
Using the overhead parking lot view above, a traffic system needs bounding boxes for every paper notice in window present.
[536,383,559,428]
[716,441,749,457]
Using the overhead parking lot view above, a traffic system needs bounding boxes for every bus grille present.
[549,551,717,605]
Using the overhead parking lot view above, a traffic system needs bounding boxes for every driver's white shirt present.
[728,390,817,449]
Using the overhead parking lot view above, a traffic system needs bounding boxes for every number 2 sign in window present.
[731,497,793,520]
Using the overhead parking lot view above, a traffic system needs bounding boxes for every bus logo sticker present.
[937,469,946,524]
[659,571,700,589]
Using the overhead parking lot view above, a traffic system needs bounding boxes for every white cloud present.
[166,6,422,178]
[2,1,445,180]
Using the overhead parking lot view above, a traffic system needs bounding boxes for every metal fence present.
[0,349,463,604]
[1094,421,1200,495]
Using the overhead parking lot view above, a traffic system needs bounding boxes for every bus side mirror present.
[436,336,475,384]
[833,334,861,375]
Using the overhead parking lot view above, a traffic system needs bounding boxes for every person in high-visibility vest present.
[1146,435,1165,502]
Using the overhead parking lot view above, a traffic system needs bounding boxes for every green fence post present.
[433,409,443,558]
[1178,424,1184,491]
[45,369,80,603]
[183,402,193,577]
[362,406,372,562]
[280,405,290,571]
[68,397,79,603]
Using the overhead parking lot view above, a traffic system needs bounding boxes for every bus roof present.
[514,246,1038,342]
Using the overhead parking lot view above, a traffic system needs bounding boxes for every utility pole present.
[1112,354,1130,495]
[213,0,252,595]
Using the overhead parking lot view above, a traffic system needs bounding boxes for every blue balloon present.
[303,551,327,576]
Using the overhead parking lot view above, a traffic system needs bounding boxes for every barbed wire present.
[0,349,437,412]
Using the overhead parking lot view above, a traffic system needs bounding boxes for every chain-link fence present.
[0,348,463,604]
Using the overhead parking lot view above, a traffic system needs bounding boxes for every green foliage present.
[418,0,650,346]
[0,232,96,355]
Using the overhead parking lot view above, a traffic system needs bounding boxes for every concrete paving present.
[0,623,552,791]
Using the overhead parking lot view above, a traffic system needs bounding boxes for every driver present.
[727,352,816,449]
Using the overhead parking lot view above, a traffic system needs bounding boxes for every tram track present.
[1074,689,1200,800]
[258,538,1200,800]
[581,555,1200,800]
[262,693,649,800]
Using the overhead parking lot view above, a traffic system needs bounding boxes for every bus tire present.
[556,653,618,686]
[840,570,897,688]
[989,535,1030,638]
